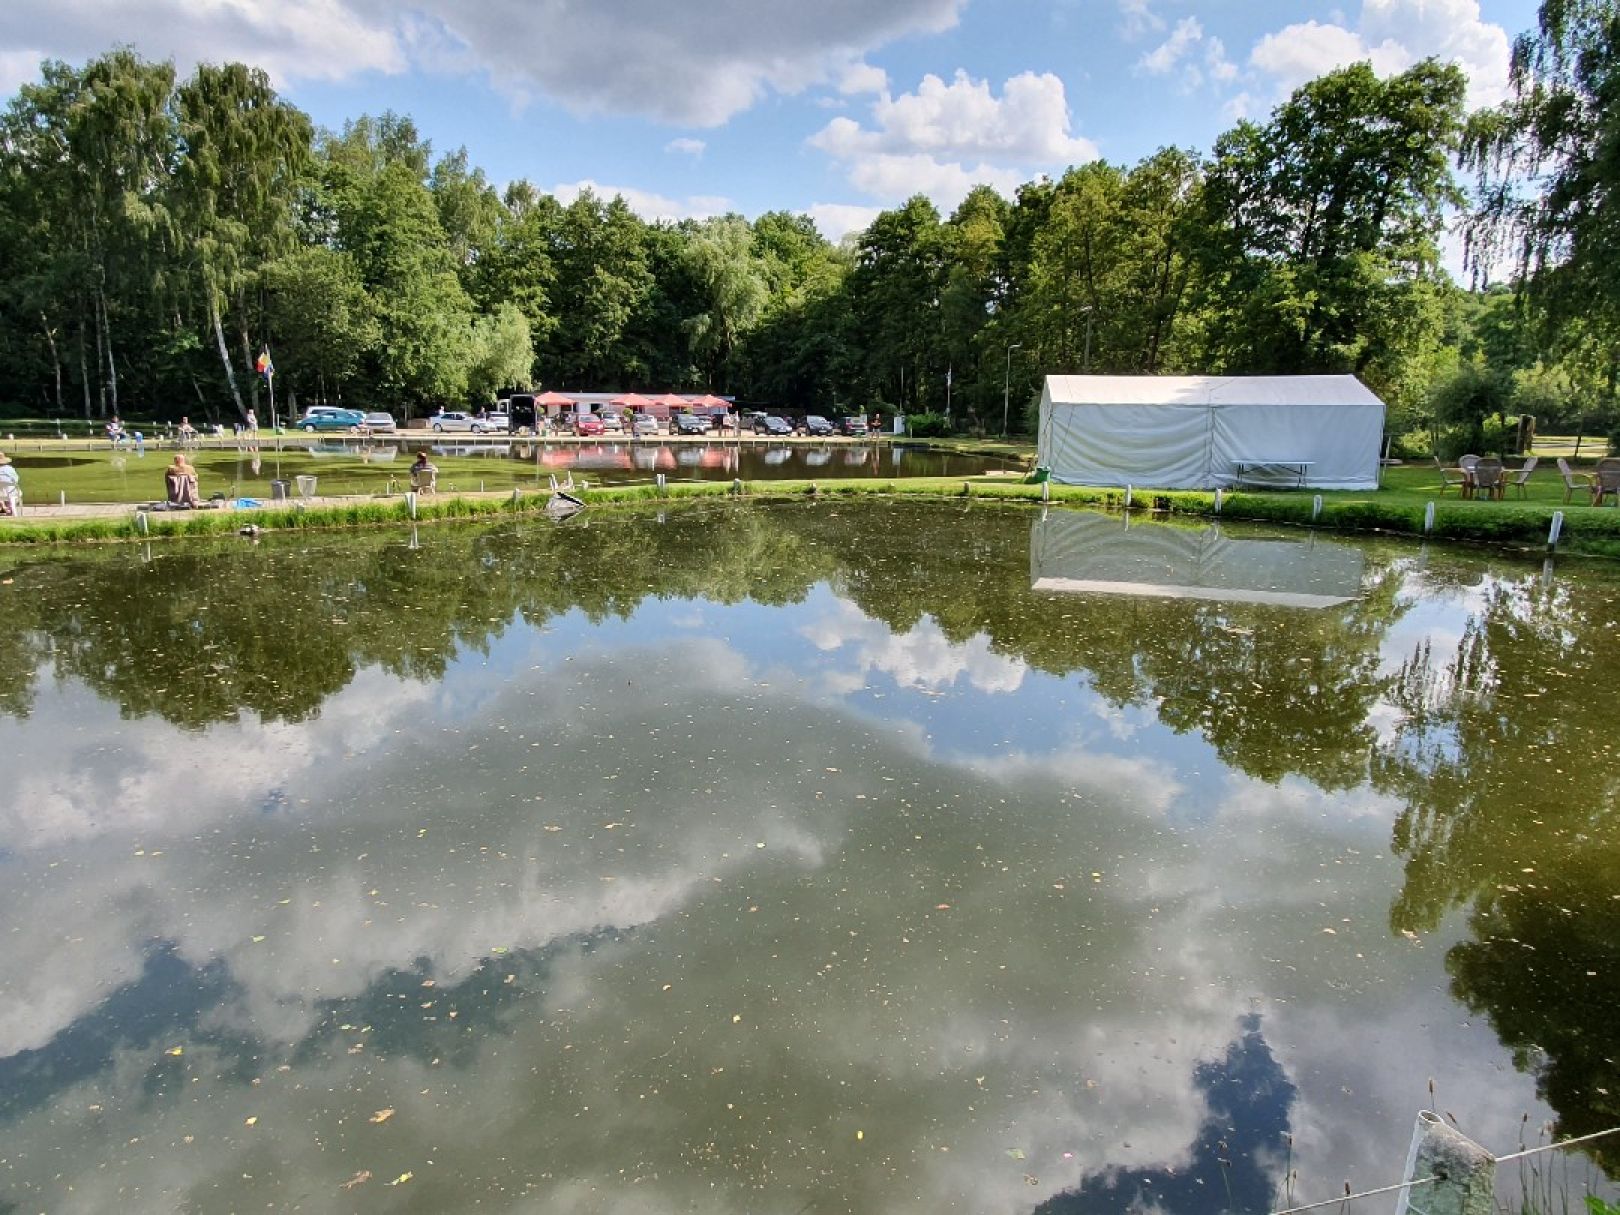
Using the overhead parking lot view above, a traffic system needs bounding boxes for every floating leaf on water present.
[388,1171,413,1186]
[165,1046,183,1057]
[1007,1148,1027,1160]
[369,1108,395,1124]
[340,1170,372,1190]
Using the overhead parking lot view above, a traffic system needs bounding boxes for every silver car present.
[363,412,397,433]
[430,411,475,432]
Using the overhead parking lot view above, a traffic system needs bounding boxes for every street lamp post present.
[1002,343,1023,436]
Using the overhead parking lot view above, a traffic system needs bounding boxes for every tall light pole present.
[1002,343,1023,436]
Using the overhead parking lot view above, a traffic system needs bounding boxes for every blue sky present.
[1,0,1539,240]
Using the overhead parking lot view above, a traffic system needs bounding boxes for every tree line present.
[1,1,1616,449]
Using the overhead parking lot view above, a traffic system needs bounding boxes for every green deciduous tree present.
[1198,61,1466,395]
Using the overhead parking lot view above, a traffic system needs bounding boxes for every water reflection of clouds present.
[799,595,1029,695]
[0,586,1560,1214]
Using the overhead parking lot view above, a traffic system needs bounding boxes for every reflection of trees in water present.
[8,505,1618,1173]
[0,507,832,730]
[1372,566,1620,1171]
[1038,1014,1295,1215]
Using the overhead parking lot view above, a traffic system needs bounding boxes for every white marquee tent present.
[1036,375,1386,490]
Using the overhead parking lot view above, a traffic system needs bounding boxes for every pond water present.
[0,501,1616,1214]
[9,441,1015,502]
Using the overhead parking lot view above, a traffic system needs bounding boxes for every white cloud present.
[839,60,889,95]
[1139,17,1238,91]
[1139,16,1204,75]
[665,137,707,157]
[1117,0,1166,41]
[0,47,44,95]
[807,202,883,242]
[1247,0,1511,109]
[368,0,966,126]
[818,69,1097,164]
[810,68,1096,209]
[0,0,403,88]
[0,0,966,126]
[549,179,733,223]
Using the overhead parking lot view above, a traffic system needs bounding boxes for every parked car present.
[804,415,835,437]
[838,415,870,437]
[472,412,508,433]
[430,411,476,432]
[362,412,397,433]
[672,413,711,436]
[598,411,625,434]
[294,406,367,433]
[632,413,661,437]
[753,415,793,436]
[572,413,605,437]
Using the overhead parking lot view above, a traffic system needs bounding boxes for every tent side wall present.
[1038,377,1386,490]
[1039,397,1213,488]
[1208,401,1384,490]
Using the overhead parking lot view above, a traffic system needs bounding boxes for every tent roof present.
[534,391,575,405]
[1044,375,1383,408]
[610,392,655,407]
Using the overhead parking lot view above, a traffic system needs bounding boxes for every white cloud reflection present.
[0,600,1553,1213]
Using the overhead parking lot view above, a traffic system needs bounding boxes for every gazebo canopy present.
[610,392,655,410]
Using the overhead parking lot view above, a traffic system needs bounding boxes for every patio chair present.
[1470,457,1505,501]
[1593,457,1620,507]
[1557,458,1594,504]
[1504,455,1539,499]
[409,464,437,494]
[1434,456,1468,496]
[1456,453,1481,498]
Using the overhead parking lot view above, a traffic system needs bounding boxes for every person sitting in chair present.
[410,451,438,493]
[166,453,200,507]
[0,452,20,516]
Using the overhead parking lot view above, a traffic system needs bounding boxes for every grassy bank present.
[3,471,1619,557]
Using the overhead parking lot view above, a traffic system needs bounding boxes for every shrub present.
[905,412,952,438]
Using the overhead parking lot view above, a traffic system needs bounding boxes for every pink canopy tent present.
[643,392,688,418]
[534,390,576,417]
[610,392,655,413]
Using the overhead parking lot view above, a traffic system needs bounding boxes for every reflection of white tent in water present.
[1030,509,1365,608]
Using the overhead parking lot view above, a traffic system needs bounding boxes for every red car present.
[572,414,605,436]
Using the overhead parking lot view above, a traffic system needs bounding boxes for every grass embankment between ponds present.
[2,472,1619,557]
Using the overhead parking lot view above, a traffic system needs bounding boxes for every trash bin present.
[295,475,317,501]
[270,479,289,500]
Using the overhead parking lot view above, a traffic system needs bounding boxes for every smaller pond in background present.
[419,438,1017,483]
[7,441,1018,502]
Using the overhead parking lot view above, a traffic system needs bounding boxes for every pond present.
[8,441,1018,503]
[0,501,1616,1214]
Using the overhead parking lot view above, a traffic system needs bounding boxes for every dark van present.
[506,393,538,435]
